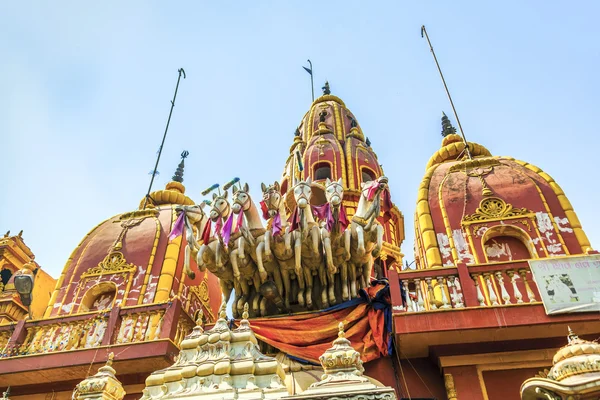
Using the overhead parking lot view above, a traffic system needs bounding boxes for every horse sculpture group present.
[174,176,389,317]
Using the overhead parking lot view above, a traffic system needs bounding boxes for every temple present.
[1,81,599,400]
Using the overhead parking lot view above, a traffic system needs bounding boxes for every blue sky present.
[2,1,599,278]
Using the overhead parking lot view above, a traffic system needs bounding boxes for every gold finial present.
[107,352,114,367]
[195,308,204,326]
[338,322,345,338]
[567,326,579,343]
[242,303,249,320]
[219,298,227,320]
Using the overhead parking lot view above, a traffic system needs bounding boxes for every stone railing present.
[391,260,541,313]
[0,299,194,358]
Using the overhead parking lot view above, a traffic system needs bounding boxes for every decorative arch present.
[79,281,117,312]
[360,167,376,184]
[481,224,538,262]
[312,161,333,181]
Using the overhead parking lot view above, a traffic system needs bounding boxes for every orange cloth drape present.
[235,283,391,364]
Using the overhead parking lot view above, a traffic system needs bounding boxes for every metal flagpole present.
[143,68,186,209]
[303,60,314,103]
[421,25,472,160]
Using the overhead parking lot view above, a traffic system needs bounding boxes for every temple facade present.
[0,83,599,400]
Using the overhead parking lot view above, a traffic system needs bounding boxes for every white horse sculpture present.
[231,183,284,316]
[291,178,328,309]
[349,176,388,295]
[320,178,351,302]
[197,191,239,315]
[261,182,305,309]
[174,203,209,280]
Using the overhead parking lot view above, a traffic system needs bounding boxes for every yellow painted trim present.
[414,164,443,268]
[154,211,183,303]
[332,101,344,142]
[138,215,162,305]
[345,138,356,190]
[476,366,490,400]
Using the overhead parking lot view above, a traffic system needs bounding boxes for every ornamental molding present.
[82,251,136,277]
[462,197,532,224]
[449,157,500,173]
[190,277,214,321]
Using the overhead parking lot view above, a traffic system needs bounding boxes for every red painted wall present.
[483,367,547,400]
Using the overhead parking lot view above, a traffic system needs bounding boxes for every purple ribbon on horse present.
[312,203,349,233]
[169,211,186,240]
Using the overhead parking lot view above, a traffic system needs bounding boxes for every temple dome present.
[521,329,600,399]
[44,180,221,321]
[414,115,592,269]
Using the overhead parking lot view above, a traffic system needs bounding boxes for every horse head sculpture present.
[293,177,313,211]
[174,203,208,279]
[232,182,251,215]
[261,181,284,219]
[210,191,231,224]
[324,177,344,207]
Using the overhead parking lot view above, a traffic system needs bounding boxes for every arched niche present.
[79,282,117,312]
[312,161,332,181]
[481,224,538,262]
[361,167,376,184]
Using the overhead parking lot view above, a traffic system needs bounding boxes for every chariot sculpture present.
[173,176,390,317]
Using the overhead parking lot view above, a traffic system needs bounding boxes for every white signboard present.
[528,255,600,315]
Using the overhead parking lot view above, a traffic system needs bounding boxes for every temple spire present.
[171,150,189,183]
[441,112,457,137]
[322,81,331,95]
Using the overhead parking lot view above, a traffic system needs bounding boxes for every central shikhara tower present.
[280,83,404,267]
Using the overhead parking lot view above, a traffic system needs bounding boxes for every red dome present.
[44,186,221,322]
[415,133,592,269]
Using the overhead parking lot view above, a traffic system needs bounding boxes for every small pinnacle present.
[338,322,345,338]
[172,150,189,183]
[107,352,115,367]
[322,81,331,95]
[3,231,9,238]
[242,302,249,319]
[295,128,301,137]
[567,326,578,343]
[441,112,457,137]
[219,299,227,320]
[196,308,204,326]
[366,137,371,147]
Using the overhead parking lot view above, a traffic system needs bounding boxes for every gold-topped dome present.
[521,329,600,399]
[549,328,600,381]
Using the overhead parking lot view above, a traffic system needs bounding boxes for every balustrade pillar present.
[472,274,486,306]
[494,271,511,305]
[415,279,424,311]
[483,273,499,306]
[437,276,452,309]
[507,271,523,304]
[519,269,537,302]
